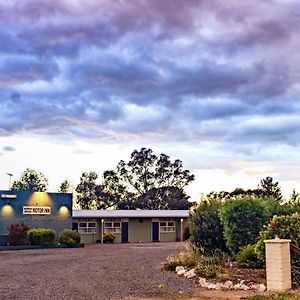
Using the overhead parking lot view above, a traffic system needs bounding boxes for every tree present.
[11,168,48,192]
[190,199,227,255]
[76,148,195,210]
[220,197,268,255]
[290,189,300,203]
[75,171,124,209]
[58,179,72,193]
[258,176,283,201]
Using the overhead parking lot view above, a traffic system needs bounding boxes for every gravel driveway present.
[0,242,197,300]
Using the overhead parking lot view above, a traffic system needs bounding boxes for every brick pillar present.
[264,239,292,291]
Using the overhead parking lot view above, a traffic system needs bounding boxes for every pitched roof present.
[73,210,189,218]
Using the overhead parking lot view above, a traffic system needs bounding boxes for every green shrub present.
[103,231,115,243]
[162,250,199,271]
[220,197,268,255]
[28,228,55,246]
[190,199,227,255]
[194,254,227,279]
[162,256,182,271]
[58,229,80,246]
[256,213,300,261]
[236,244,263,268]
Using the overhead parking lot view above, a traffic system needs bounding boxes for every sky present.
[1,0,300,201]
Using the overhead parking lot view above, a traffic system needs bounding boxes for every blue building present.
[0,190,72,245]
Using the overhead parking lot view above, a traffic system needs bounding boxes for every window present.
[77,218,97,234]
[160,218,175,232]
[104,218,121,233]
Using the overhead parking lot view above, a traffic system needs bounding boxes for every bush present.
[236,245,263,268]
[190,199,227,255]
[195,254,227,279]
[162,250,199,271]
[220,197,268,255]
[58,229,80,246]
[28,228,55,246]
[103,232,115,243]
[256,213,300,261]
[7,223,29,246]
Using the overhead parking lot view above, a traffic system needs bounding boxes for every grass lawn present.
[248,292,300,300]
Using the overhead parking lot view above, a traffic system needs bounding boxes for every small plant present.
[58,229,80,246]
[162,256,182,271]
[28,228,55,246]
[236,244,264,268]
[7,223,29,246]
[103,231,115,243]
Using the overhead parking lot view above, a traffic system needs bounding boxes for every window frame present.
[159,218,175,233]
[104,218,121,233]
[77,218,97,234]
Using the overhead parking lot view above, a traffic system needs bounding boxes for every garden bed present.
[0,243,84,251]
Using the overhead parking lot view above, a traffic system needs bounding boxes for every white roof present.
[73,210,189,218]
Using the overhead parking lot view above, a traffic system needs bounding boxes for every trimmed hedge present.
[58,229,80,246]
[28,228,55,246]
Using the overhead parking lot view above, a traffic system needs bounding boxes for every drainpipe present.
[180,218,183,242]
[101,219,104,244]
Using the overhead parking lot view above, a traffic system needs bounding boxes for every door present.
[152,222,160,242]
[72,222,78,231]
[121,222,129,243]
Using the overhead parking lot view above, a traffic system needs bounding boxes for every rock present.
[241,284,250,291]
[214,283,223,290]
[252,284,266,292]
[177,269,186,276]
[233,283,241,290]
[199,277,208,288]
[207,284,216,289]
[175,266,185,273]
[223,280,233,289]
[184,268,196,279]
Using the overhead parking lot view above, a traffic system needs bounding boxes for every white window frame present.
[77,218,97,234]
[104,218,121,233]
[160,218,175,233]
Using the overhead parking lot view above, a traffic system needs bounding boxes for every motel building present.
[72,210,189,244]
[0,190,189,245]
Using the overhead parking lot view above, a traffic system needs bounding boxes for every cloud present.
[3,146,16,152]
[0,0,299,160]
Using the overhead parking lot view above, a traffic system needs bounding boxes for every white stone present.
[177,269,186,276]
[214,283,223,290]
[207,284,216,289]
[241,284,250,291]
[252,284,266,292]
[233,283,241,290]
[184,268,196,279]
[175,266,185,273]
[223,280,233,289]
[199,277,207,287]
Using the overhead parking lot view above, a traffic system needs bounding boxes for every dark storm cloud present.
[0,0,300,153]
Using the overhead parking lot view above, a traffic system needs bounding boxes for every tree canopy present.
[76,148,195,210]
[11,168,48,192]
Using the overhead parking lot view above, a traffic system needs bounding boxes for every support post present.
[264,239,292,291]
[101,219,104,244]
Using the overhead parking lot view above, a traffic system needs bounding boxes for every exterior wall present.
[0,191,72,245]
[160,231,177,242]
[73,216,189,244]
[129,218,152,243]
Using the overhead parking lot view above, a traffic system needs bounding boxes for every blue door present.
[152,222,159,242]
[122,222,129,243]
[72,222,78,231]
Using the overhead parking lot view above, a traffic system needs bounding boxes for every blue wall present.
[0,190,72,244]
